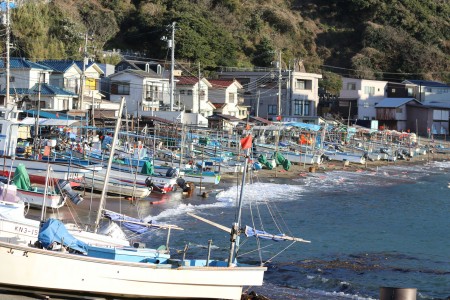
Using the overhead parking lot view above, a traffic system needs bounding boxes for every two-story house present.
[0,57,77,111]
[38,59,105,111]
[288,72,322,122]
[402,80,450,104]
[175,76,214,116]
[217,68,321,123]
[208,79,247,119]
[108,69,170,118]
[339,77,387,121]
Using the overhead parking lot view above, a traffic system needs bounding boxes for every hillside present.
[5,0,450,83]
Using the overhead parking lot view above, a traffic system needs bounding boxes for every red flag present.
[240,135,252,150]
[276,115,282,121]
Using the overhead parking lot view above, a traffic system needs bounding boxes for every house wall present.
[10,69,50,89]
[290,71,322,118]
[110,72,170,117]
[210,83,240,117]
[340,77,387,120]
[109,72,144,116]
[407,106,432,136]
[49,67,80,94]
[177,80,212,116]
[420,86,450,103]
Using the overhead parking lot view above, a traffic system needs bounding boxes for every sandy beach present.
[220,149,450,184]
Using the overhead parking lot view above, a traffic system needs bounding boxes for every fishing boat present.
[10,163,70,209]
[81,170,152,198]
[0,181,129,247]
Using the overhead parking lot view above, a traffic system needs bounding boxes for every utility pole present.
[5,0,10,107]
[169,22,176,111]
[79,32,88,110]
[256,90,260,117]
[197,62,201,114]
[34,72,42,156]
[277,50,282,119]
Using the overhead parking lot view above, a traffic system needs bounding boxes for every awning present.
[19,117,79,126]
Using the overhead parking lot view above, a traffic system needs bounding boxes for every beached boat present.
[0,182,129,247]
[10,163,71,209]
[81,170,151,198]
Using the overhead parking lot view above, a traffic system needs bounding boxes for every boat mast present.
[94,97,125,232]
[5,0,10,107]
[227,145,250,266]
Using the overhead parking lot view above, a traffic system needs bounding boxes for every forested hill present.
[6,0,450,83]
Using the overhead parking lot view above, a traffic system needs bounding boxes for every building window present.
[407,87,414,96]
[396,107,403,113]
[187,90,192,96]
[295,80,305,89]
[293,99,310,116]
[9,76,15,82]
[111,82,130,95]
[391,88,396,93]
[180,90,185,95]
[363,102,369,108]
[364,86,375,95]
[228,92,235,103]
[347,82,356,90]
[145,85,161,101]
[268,105,277,115]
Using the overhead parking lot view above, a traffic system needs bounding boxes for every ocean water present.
[134,160,450,300]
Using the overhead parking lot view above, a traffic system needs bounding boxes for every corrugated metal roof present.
[404,80,450,88]
[375,98,420,108]
[0,57,52,70]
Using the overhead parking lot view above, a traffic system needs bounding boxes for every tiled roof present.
[29,83,77,96]
[176,76,200,85]
[74,60,95,71]
[208,79,234,88]
[0,88,32,95]
[211,102,227,109]
[0,57,52,70]
[250,116,272,124]
[112,69,160,79]
[38,60,80,72]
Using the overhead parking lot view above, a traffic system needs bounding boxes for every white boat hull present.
[81,172,151,198]
[16,189,65,209]
[282,152,323,165]
[0,201,129,247]
[0,240,265,299]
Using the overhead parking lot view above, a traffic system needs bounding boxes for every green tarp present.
[141,160,154,175]
[274,152,291,171]
[258,154,273,170]
[13,163,32,190]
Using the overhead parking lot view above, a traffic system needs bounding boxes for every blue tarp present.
[38,218,88,254]
[284,122,321,131]
[245,225,284,241]
[104,210,153,234]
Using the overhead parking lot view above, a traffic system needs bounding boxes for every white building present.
[339,77,387,120]
[108,69,170,117]
[175,76,214,116]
